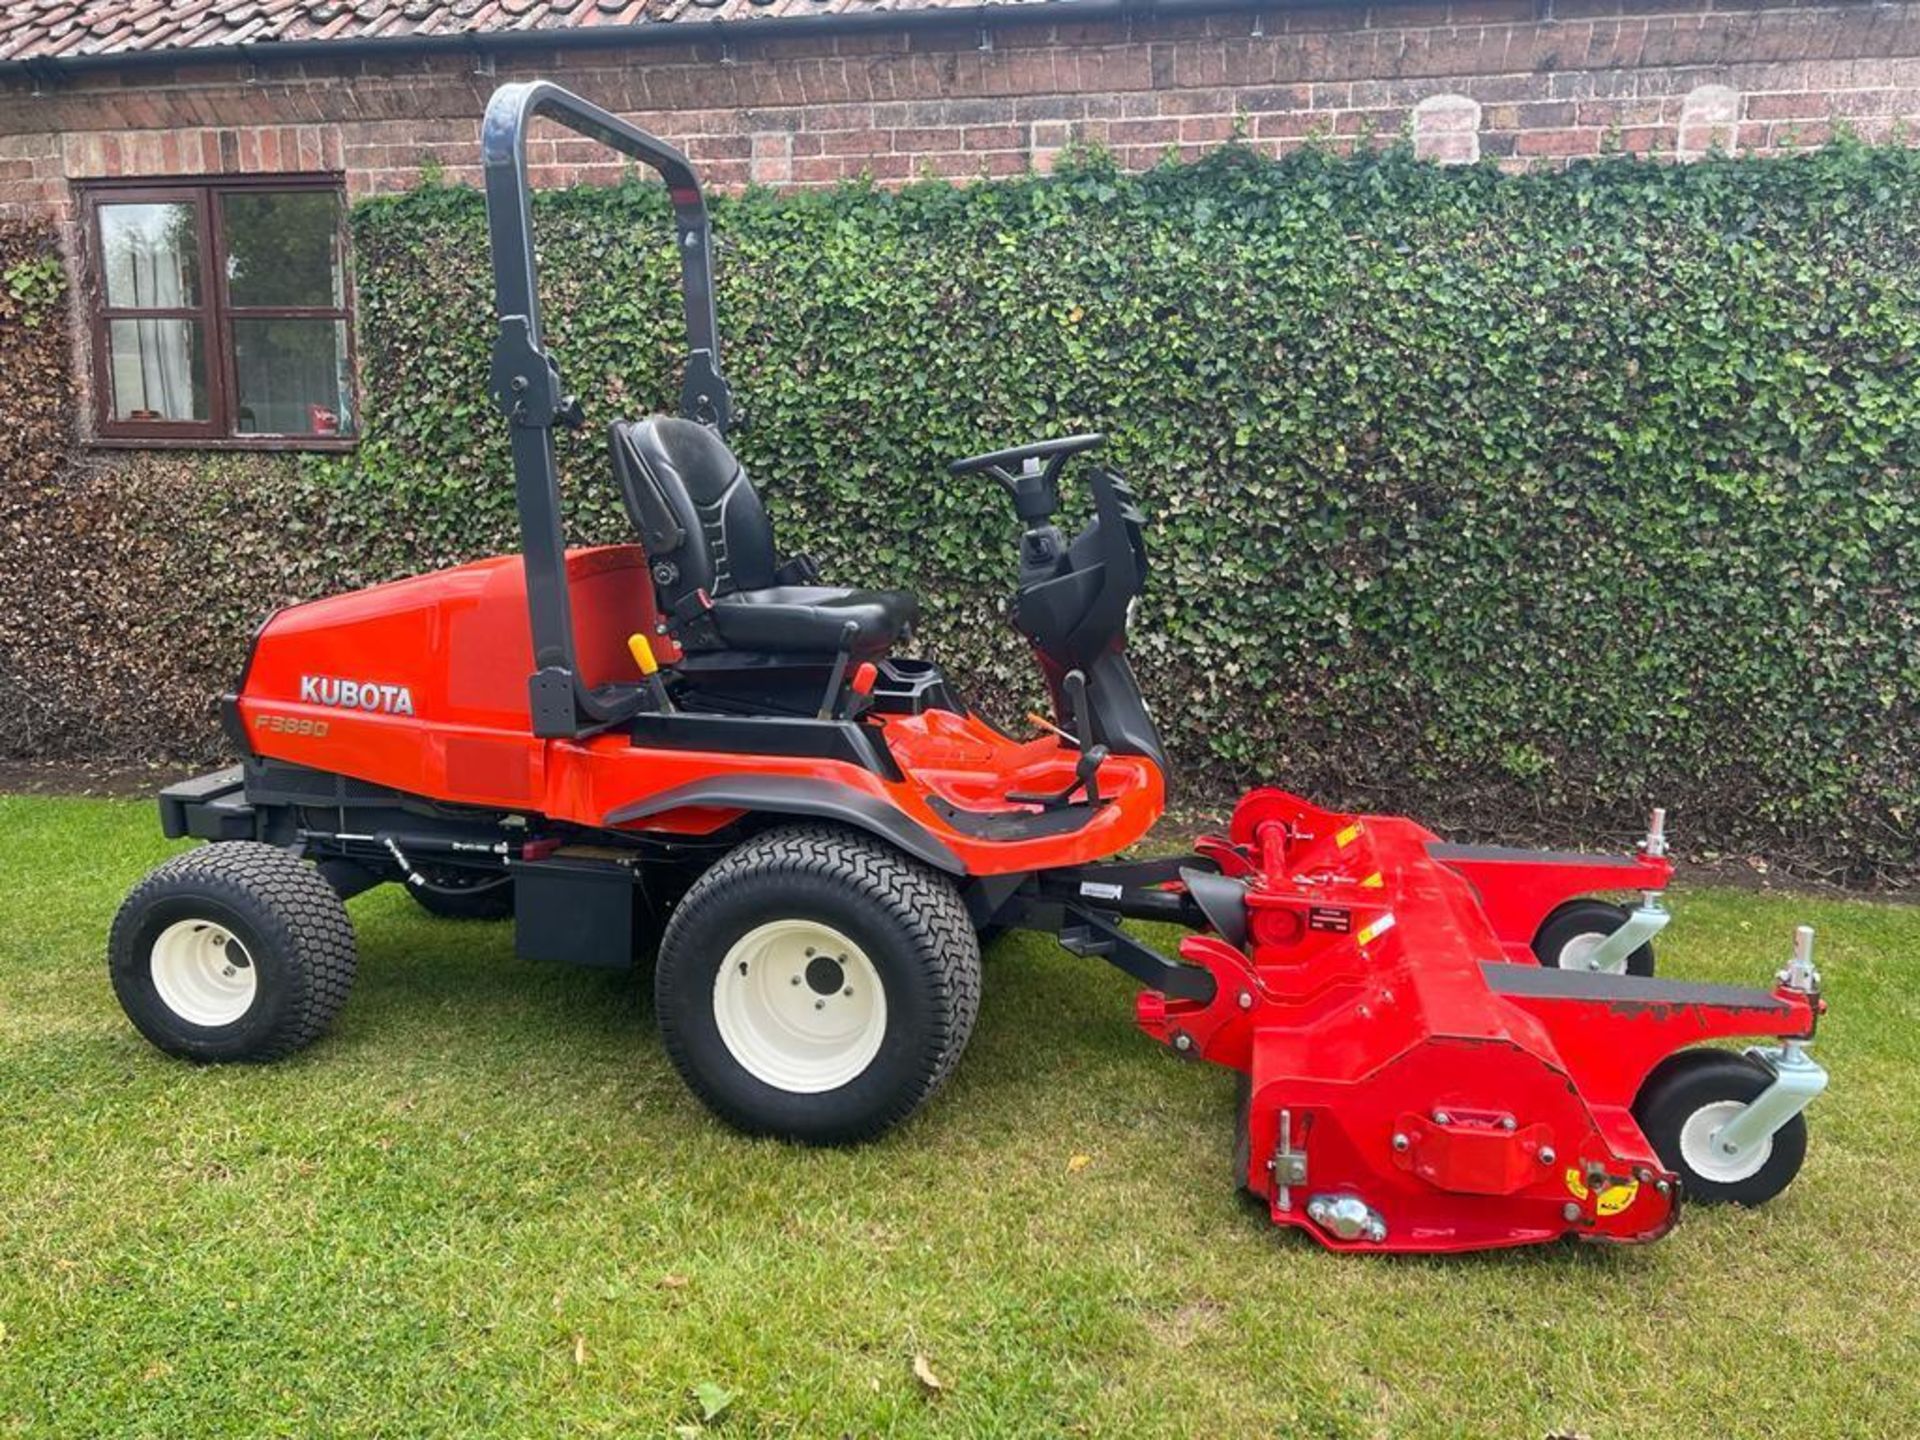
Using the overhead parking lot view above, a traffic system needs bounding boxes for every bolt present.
[222,965,236,978]
[1656,1180,1671,1196]
[814,999,825,1011]
[1432,1111,1451,1126]
[843,986,854,997]
[1539,1147,1556,1165]
[737,962,748,975]
[1391,1133,1409,1152]
[790,976,802,987]
[1173,1033,1193,1053]
[1500,1116,1516,1131]
[1563,1202,1581,1222]
[1636,1167,1652,1182]
[1366,1222,1386,1243]
[1722,1140,1739,1156]
[1237,990,1253,1010]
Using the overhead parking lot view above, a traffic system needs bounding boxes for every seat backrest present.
[609,417,778,609]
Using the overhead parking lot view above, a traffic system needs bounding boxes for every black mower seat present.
[610,416,917,659]
[707,584,918,656]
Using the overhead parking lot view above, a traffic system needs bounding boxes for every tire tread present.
[110,841,357,1061]
[656,824,981,1143]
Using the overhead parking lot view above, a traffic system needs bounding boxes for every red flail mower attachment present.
[1147,791,1829,1253]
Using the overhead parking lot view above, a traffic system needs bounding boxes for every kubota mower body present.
[116,79,1830,1256]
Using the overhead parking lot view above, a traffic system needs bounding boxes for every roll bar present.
[480,81,735,737]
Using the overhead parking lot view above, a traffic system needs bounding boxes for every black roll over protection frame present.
[480,81,736,739]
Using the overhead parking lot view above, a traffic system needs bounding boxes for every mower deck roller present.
[116,80,1830,1256]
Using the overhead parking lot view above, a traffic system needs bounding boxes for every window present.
[83,177,354,446]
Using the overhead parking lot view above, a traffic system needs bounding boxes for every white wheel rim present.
[712,920,887,1094]
[1679,1099,1771,1183]
[150,918,258,1028]
[1558,930,1625,975]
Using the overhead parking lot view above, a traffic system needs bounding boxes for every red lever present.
[850,662,879,696]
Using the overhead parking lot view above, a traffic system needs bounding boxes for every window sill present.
[84,434,360,454]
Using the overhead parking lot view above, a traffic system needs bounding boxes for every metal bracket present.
[1270,1107,1307,1212]
[1710,1041,1829,1162]
[1056,904,1217,1003]
[489,316,570,428]
[1581,892,1670,973]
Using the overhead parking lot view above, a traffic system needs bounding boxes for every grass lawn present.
[2,795,1917,1438]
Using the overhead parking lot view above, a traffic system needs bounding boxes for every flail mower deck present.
[111,82,1828,1255]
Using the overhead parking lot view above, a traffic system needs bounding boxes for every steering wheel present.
[948,432,1106,479]
[948,433,1107,523]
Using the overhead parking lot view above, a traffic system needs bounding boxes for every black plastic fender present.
[604,776,965,875]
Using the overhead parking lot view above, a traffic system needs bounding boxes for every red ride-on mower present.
[112,83,1830,1252]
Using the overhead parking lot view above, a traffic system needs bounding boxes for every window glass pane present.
[221,191,344,308]
[231,318,353,436]
[107,318,209,422]
[100,203,200,308]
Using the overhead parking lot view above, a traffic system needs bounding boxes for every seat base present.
[706,584,917,659]
[672,652,965,720]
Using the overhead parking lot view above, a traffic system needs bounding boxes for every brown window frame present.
[80,174,357,451]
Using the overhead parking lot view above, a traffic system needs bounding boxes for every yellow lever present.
[627,633,659,676]
[627,632,674,714]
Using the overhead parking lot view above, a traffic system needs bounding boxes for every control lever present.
[1007,668,1107,809]
[626,633,675,714]
[817,621,860,720]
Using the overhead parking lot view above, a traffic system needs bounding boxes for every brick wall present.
[3,0,1919,229]
[3,0,1917,431]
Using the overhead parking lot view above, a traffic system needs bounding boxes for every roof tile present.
[0,0,1067,64]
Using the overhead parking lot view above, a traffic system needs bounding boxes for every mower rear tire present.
[407,867,514,921]
[655,824,981,1145]
[1633,1051,1807,1206]
[109,841,357,1062]
[1532,899,1655,977]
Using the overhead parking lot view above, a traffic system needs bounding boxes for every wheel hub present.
[150,918,258,1028]
[713,920,886,1094]
[1679,1098,1771,1183]
[1559,930,1625,975]
[804,953,846,995]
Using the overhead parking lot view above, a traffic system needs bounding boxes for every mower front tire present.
[109,841,358,1063]
[1634,1050,1807,1206]
[655,824,981,1145]
[1532,899,1656,977]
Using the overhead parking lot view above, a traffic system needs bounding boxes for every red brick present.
[1179,115,1239,144]
[1108,117,1180,146]
[1744,92,1833,121]
[821,129,886,157]
[962,124,1025,150]
[1516,128,1605,156]
[890,127,963,152]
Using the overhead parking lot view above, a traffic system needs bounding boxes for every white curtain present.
[109,206,197,420]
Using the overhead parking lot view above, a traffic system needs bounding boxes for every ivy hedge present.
[8,141,1920,878]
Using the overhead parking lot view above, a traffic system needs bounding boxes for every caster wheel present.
[109,841,358,1062]
[655,825,981,1145]
[1533,899,1655,977]
[1634,1051,1807,1206]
